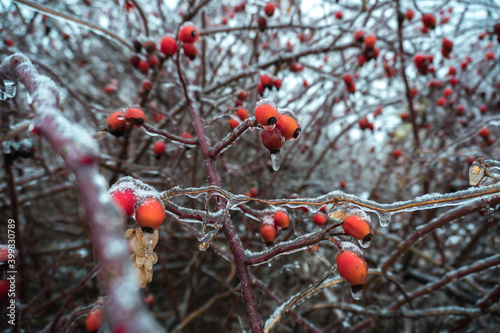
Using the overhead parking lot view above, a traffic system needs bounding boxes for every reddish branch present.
[0,53,162,332]
[175,49,263,332]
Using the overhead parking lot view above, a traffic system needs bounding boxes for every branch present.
[0,53,162,332]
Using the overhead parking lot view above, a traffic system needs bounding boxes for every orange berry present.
[135,198,165,230]
[275,112,301,140]
[85,309,103,332]
[144,294,155,308]
[363,35,376,49]
[228,118,240,130]
[178,24,199,43]
[273,211,290,230]
[255,101,278,128]
[153,140,166,156]
[106,111,129,137]
[111,189,137,216]
[180,132,193,139]
[336,246,368,288]
[313,213,328,226]
[343,215,374,243]
[235,108,249,121]
[125,107,146,126]
[260,223,277,245]
[160,36,178,57]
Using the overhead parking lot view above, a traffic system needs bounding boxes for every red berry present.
[363,35,376,49]
[153,140,166,156]
[405,9,415,21]
[336,246,368,288]
[4,38,14,47]
[235,108,249,121]
[358,54,367,66]
[354,30,365,43]
[421,13,436,29]
[479,105,487,113]
[257,16,267,31]
[107,111,129,137]
[447,66,457,76]
[275,112,301,140]
[335,11,343,19]
[260,223,277,245]
[182,43,197,60]
[178,25,199,43]
[237,90,249,100]
[181,132,193,139]
[264,2,275,17]
[486,52,495,61]
[257,83,265,95]
[111,189,137,216]
[142,80,153,91]
[442,38,453,53]
[312,213,328,226]
[345,82,356,94]
[0,279,9,300]
[274,211,290,230]
[135,198,165,230]
[340,181,346,189]
[255,102,279,128]
[343,215,374,243]
[393,148,402,158]
[138,60,149,74]
[443,88,453,98]
[273,78,282,90]
[143,40,157,54]
[450,77,459,86]
[130,55,140,68]
[160,36,178,57]
[125,107,146,126]
[85,309,103,332]
[479,127,490,139]
[260,74,273,88]
[147,55,159,68]
[342,74,354,85]
[228,118,240,130]
[261,128,283,153]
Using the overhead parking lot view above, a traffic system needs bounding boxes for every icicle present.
[376,211,391,227]
[350,284,364,300]
[0,80,17,100]
[271,152,280,171]
[144,230,156,257]
[358,236,372,249]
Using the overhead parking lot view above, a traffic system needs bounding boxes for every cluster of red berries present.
[129,23,199,74]
[255,100,301,156]
[227,107,250,130]
[257,2,276,31]
[258,74,282,95]
[354,31,380,67]
[342,74,356,94]
[110,179,166,233]
[260,210,290,245]
[106,106,146,137]
[413,54,434,75]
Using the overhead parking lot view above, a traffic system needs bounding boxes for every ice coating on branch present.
[0,79,17,100]
[271,152,280,171]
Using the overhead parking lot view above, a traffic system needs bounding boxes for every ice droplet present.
[377,212,391,227]
[144,230,156,257]
[0,80,17,100]
[271,152,280,171]
[186,150,192,159]
[350,285,363,300]
[357,236,372,248]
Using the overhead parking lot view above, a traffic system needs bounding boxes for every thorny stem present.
[176,49,263,332]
